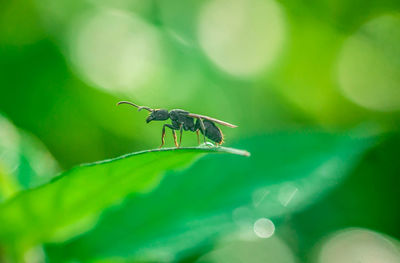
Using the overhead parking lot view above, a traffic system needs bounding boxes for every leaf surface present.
[45,132,375,262]
[0,146,248,248]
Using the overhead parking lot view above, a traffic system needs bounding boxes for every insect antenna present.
[117,101,154,112]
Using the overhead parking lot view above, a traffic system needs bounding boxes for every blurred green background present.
[1,0,400,262]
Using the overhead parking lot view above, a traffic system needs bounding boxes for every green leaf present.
[45,131,375,262]
[0,146,249,249]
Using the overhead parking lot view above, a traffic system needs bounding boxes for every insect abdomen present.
[200,120,224,144]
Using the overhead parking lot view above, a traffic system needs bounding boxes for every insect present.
[117,101,238,148]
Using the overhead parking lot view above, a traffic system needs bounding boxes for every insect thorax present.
[169,109,196,131]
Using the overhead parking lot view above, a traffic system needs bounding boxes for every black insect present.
[117,101,238,148]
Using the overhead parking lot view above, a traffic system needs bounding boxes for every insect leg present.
[196,130,200,145]
[198,118,210,147]
[178,124,183,148]
[172,130,178,147]
[160,124,175,148]
[159,126,166,148]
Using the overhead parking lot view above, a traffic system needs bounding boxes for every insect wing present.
[187,113,238,128]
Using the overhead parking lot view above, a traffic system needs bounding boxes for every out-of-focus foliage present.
[1,0,400,261]
[0,114,59,202]
[292,134,400,260]
[196,238,297,263]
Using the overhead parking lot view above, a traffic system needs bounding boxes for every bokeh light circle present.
[197,0,286,77]
[253,218,275,238]
[318,228,400,263]
[68,9,165,95]
[337,14,400,111]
